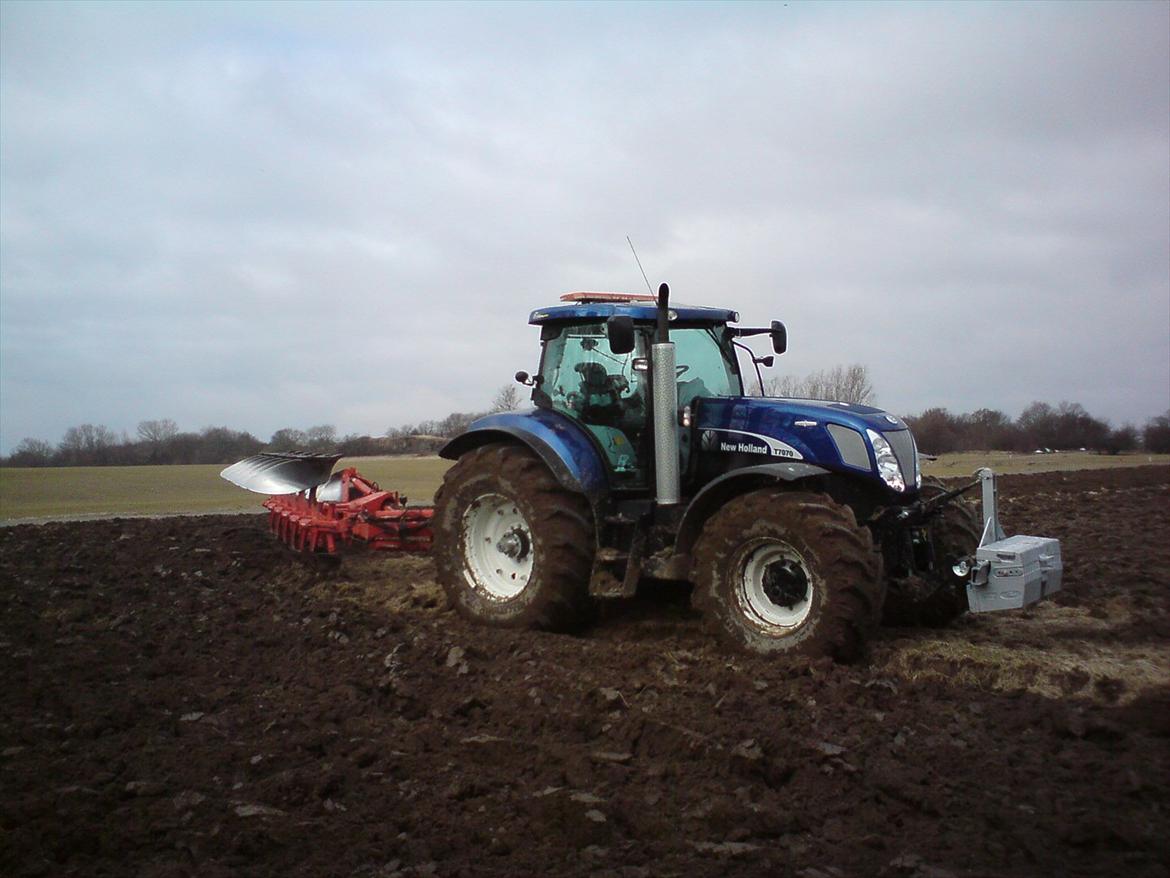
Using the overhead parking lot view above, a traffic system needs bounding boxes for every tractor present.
[222,284,1062,660]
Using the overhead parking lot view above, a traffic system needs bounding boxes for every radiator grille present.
[885,429,918,489]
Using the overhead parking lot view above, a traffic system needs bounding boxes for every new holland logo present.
[701,428,803,460]
[720,439,770,455]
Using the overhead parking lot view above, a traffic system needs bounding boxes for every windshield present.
[672,326,741,404]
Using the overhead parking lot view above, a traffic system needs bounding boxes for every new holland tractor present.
[223,284,1061,660]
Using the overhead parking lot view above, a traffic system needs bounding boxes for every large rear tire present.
[434,444,595,631]
[693,489,884,661]
[882,478,981,627]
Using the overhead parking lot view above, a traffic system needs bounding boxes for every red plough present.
[264,468,434,554]
[221,454,434,555]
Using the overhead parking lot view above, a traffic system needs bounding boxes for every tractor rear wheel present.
[882,478,981,627]
[434,444,595,631]
[693,489,884,661]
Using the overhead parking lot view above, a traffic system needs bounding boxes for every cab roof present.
[529,292,738,326]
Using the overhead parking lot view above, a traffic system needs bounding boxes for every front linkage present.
[872,468,1062,615]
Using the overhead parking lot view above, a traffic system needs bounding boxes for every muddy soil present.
[1,467,1168,878]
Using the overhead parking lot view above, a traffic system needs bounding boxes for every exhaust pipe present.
[651,283,681,506]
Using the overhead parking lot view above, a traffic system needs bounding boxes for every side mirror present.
[770,320,787,355]
[607,316,636,355]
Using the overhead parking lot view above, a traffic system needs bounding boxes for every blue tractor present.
[434,284,983,660]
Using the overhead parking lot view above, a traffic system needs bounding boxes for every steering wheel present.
[676,364,690,377]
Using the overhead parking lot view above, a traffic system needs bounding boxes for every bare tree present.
[137,418,179,444]
[765,364,875,405]
[305,424,337,450]
[490,383,523,412]
[903,408,961,454]
[58,424,119,464]
[1142,411,1170,453]
[268,428,308,451]
[8,438,53,466]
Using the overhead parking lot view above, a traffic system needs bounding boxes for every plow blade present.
[219,452,343,495]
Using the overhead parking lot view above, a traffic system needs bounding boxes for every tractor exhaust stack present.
[652,282,681,506]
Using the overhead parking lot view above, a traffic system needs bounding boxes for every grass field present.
[1,450,1167,523]
[0,456,453,522]
[920,449,1170,477]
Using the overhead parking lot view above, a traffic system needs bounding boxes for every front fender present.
[440,410,609,507]
[675,462,831,556]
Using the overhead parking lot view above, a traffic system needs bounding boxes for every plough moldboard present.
[221,453,433,554]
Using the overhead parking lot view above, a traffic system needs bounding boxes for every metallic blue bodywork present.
[693,396,912,485]
[530,302,738,325]
[439,409,610,506]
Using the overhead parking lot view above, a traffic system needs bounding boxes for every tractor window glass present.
[672,327,740,407]
[538,322,648,476]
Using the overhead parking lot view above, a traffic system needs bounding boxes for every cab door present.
[536,322,651,488]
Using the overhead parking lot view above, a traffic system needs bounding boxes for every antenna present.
[627,236,654,297]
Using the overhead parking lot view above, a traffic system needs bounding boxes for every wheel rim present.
[737,541,814,629]
[461,493,534,600]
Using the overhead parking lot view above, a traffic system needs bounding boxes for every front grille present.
[885,429,918,489]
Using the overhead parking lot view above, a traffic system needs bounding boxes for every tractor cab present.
[527,293,749,488]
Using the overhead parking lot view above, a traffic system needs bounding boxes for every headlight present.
[866,429,905,492]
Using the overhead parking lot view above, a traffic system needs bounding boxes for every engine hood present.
[698,397,909,435]
[691,396,918,493]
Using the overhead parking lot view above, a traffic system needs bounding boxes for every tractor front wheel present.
[693,489,883,661]
[434,444,595,631]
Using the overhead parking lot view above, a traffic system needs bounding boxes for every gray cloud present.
[2,1,1167,452]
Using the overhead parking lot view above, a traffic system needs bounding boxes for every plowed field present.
[2,467,1168,877]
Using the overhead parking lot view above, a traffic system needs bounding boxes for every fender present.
[674,462,831,556]
[440,409,609,507]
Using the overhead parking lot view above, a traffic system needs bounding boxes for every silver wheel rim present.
[737,541,814,629]
[461,493,534,600]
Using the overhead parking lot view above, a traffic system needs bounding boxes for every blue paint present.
[440,409,609,504]
[694,397,913,490]
[530,302,737,325]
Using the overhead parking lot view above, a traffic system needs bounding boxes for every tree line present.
[904,403,1169,456]
[2,384,526,467]
[4,374,1169,467]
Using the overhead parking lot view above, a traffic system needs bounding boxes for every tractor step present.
[589,527,646,599]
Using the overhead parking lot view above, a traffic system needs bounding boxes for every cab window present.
[537,322,648,480]
[672,326,741,408]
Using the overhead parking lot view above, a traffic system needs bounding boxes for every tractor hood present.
[697,397,909,435]
[693,396,919,493]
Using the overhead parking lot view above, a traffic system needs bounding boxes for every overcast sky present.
[1,1,1167,453]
